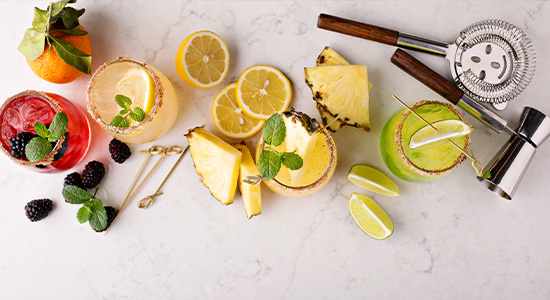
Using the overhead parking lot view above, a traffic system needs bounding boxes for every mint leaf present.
[120,109,129,115]
[280,152,303,170]
[18,28,46,61]
[110,115,125,127]
[130,107,145,122]
[25,137,52,162]
[258,150,281,180]
[51,27,87,36]
[88,198,107,231]
[60,7,85,29]
[32,7,48,32]
[262,113,286,146]
[48,112,68,141]
[115,95,132,109]
[34,122,50,138]
[62,185,93,204]
[77,205,92,223]
[119,118,130,128]
[50,36,91,75]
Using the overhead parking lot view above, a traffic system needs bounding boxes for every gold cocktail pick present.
[391,94,483,176]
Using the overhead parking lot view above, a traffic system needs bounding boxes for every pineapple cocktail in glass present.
[380,100,470,182]
[86,57,178,144]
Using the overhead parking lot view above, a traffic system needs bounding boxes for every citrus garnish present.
[116,66,156,115]
[349,193,394,240]
[347,165,400,197]
[212,83,264,139]
[409,119,472,149]
[236,65,292,120]
[175,30,229,89]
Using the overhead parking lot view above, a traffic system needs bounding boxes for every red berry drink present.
[0,91,91,173]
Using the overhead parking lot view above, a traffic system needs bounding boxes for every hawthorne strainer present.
[317,14,536,106]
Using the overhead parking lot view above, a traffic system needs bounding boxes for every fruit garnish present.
[109,138,131,164]
[257,113,304,180]
[305,65,370,132]
[25,112,68,162]
[25,199,53,222]
[109,95,146,128]
[234,142,262,219]
[316,46,373,90]
[185,127,242,205]
[236,65,292,120]
[62,185,109,232]
[116,66,156,115]
[347,165,400,197]
[18,0,92,84]
[409,120,472,149]
[9,132,36,159]
[349,193,394,240]
[212,83,265,139]
[175,30,230,89]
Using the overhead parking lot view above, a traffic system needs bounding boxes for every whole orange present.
[26,24,92,84]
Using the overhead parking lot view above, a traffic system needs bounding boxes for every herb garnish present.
[109,94,146,128]
[25,112,68,162]
[62,185,108,231]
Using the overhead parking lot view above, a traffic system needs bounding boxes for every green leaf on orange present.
[50,35,91,74]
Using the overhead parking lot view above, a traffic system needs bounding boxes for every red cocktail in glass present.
[0,90,91,173]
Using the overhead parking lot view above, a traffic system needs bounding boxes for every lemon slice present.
[348,165,400,197]
[236,65,292,120]
[409,120,472,149]
[349,193,394,240]
[212,83,265,139]
[175,30,230,89]
[116,66,156,115]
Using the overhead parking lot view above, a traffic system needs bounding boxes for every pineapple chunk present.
[281,109,321,185]
[305,65,370,131]
[316,46,373,90]
[185,127,242,205]
[234,142,261,219]
[316,103,345,132]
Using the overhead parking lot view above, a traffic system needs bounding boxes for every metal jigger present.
[478,107,550,200]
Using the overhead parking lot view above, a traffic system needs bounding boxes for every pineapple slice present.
[281,109,322,185]
[185,127,242,205]
[234,142,261,219]
[316,46,373,90]
[305,64,370,131]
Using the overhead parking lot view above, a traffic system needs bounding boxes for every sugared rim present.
[395,100,471,177]
[0,90,66,167]
[259,129,337,194]
[86,56,165,135]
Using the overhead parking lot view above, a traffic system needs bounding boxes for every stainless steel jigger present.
[478,107,550,199]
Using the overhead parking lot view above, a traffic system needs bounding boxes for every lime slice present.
[409,119,472,149]
[349,193,393,240]
[116,67,156,115]
[347,165,400,197]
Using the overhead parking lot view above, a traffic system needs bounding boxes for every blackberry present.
[8,132,36,159]
[94,206,117,232]
[52,132,69,161]
[25,199,53,222]
[63,172,85,189]
[81,160,105,189]
[108,138,131,164]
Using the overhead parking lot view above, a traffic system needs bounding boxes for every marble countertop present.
[1,1,549,299]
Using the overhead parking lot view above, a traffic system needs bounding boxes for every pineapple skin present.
[234,142,262,219]
[185,127,242,205]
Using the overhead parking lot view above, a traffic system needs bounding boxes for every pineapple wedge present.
[234,142,261,219]
[305,64,370,131]
[316,46,373,90]
[281,109,322,185]
[185,127,242,205]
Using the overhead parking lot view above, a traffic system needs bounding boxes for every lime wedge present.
[409,120,471,149]
[349,193,393,240]
[348,165,400,197]
[116,67,156,115]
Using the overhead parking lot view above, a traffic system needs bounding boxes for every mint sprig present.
[257,113,304,180]
[18,0,91,74]
[63,185,108,231]
[109,94,145,128]
[25,112,68,162]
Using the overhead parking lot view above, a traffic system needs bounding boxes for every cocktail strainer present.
[317,14,536,106]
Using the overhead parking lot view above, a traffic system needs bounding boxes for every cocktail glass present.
[255,129,337,197]
[0,90,91,173]
[380,100,470,182]
[86,57,178,144]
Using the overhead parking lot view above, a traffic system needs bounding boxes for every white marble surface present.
[1,0,550,299]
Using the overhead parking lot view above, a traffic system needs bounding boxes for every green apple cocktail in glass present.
[380,100,470,182]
